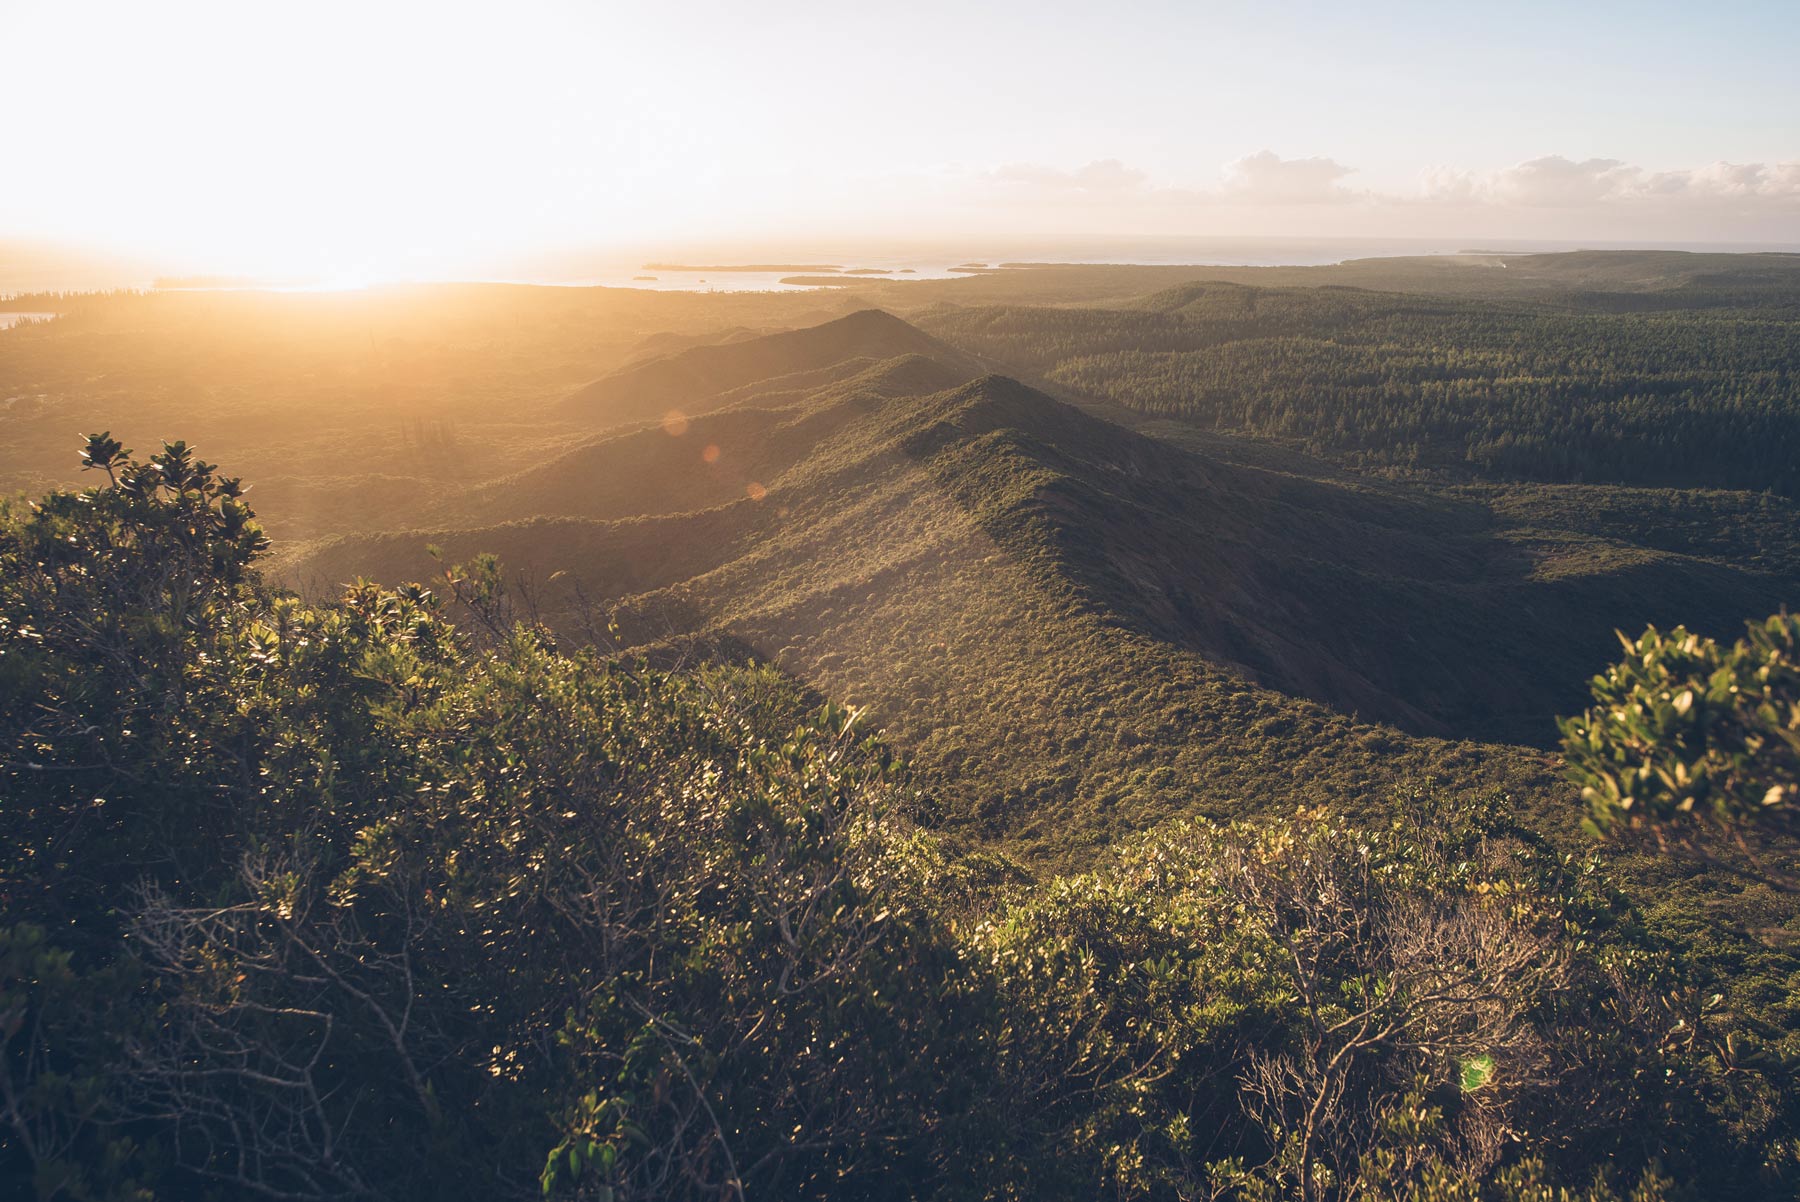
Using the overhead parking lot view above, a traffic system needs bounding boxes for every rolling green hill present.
[286,307,1797,861]
[7,261,1795,864]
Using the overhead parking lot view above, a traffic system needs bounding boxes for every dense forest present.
[3,252,1800,1199]
[921,284,1800,494]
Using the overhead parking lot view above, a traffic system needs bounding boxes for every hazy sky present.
[2,0,1796,277]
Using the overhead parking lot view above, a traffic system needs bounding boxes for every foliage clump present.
[1562,614,1800,835]
[2,437,960,1200]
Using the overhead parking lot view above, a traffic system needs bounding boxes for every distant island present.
[643,262,844,273]
[778,275,897,287]
[632,275,658,281]
[843,268,893,274]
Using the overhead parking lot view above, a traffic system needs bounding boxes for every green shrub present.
[1560,614,1800,838]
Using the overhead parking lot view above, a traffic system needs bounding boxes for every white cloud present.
[953,150,1800,240]
[1495,156,1638,206]
[982,151,1361,207]
[1420,155,1800,211]
[1643,159,1800,204]
[1220,151,1358,204]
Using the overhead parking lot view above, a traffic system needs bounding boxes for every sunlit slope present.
[438,355,978,525]
[562,308,985,427]
[285,312,1793,859]
[0,283,852,542]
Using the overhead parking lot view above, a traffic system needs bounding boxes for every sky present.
[1,0,1797,279]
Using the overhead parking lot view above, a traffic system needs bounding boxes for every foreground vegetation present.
[4,441,1798,1201]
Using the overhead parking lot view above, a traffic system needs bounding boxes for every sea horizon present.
[5,232,1799,299]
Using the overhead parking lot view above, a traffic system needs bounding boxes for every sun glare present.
[0,0,716,281]
[284,274,378,293]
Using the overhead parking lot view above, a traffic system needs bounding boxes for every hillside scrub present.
[2,440,1798,1200]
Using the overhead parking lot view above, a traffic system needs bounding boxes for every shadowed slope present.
[877,377,1791,743]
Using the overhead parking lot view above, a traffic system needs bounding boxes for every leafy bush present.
[1,437,965,1200]
[1561,614,1800,838]
[971,798,1791,1200]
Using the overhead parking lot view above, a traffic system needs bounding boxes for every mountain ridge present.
[562,308,982,427]
[279,318,1793,859]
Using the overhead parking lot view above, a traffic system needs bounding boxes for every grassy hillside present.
[284,308,1794,862]
[292,367,1541,861]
